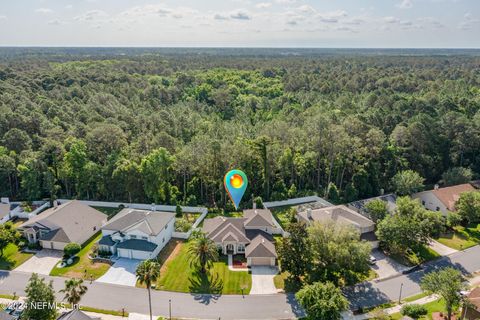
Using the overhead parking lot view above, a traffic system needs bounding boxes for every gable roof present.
[245,235,277,258]
[102,208,175,236]
[468,287,480,312]
[116,239,158,252]
[431,184,476,211]
[0,203,10,219]
[18,200,107,245]
[57,309,100,320]
[298,205,375,230]
[203,217,251,243]
[243,209,274,228]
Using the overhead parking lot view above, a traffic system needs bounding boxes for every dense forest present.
[0,48,479,208]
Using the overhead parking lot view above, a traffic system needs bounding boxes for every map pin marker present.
[224,169,248,210]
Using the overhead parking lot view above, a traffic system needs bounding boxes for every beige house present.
[412,183,476,215]
[202,209,278,266]
[18,200,107,250]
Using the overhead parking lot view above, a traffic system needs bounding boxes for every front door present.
[226,244,234,254]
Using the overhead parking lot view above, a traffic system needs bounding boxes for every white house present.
[413,183,476,215]
[0,198,10,224]
[98,208,175,260]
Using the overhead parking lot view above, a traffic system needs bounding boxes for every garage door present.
[117,248,132,259]
[250,257,273,266]
[132,250,150,260]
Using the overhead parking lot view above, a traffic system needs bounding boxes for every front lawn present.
[156,241,251,295]
[50,233,110,280]
[389,245,441,266]
[0,243,33,270]
[436,224,480,250]
[390,298,460,319]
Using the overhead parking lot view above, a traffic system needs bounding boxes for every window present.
[422,201,425,205]
[130,235,137,239]
[142,236,148,240]
[162,237,165,243]
[436,207,440,211]
[237,244,245,253]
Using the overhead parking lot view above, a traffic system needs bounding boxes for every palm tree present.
[136,259,160,320]
[188,232,219,273]
[59,278,88,306]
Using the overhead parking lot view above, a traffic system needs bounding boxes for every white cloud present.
[297,5,316,15]
[383,16,401,23]
[317,10,347,23]
[275,0,298,4]
[74,10,108,21]
[65,5,73,9]
[214,13,229,20]
[256,2,272,9]
[35,8,53,14]
[459,12,479,30]
[48,19,62,25]
[397,0,413,9]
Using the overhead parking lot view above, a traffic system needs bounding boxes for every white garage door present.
[117,248,132,259]
[132,250,151,260]
[250,257,273,266]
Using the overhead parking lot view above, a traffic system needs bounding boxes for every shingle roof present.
[18,200,107,245]
[243,209,274,228]
[102,209,174,236]
[297,205,375,230]
[245,235,277,258]
[0,203,10,219]
[202,217,250,243]
[98,235,115,246]
[40,228,70,243]
[468,287,480,311]
[57,309,100,320]
[431,184,476,211]
[116,239,158,252]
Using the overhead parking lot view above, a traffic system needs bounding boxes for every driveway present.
[96,258,140,287]
[14,249,62,275]
[250,266,278,295]
[370,250,409,280]
[429,239,457,256]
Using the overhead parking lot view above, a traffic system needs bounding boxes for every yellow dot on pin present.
[230,174,243,188]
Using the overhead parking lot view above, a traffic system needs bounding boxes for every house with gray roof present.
[57,309,100,320]
[17,200,107,250]
[297,205,375,235]
[98,208,175,260]
[202,209,278,267]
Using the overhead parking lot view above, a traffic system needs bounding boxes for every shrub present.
[175,218,192,232]
[64,243,81,257]
[446,211,462,229]
[400,304,427,319]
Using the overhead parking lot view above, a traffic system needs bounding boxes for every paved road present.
[0,270,303,320]
[344,245,480,310]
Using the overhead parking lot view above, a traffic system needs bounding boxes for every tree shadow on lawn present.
[189,270,224,305]
[0,257,15,270]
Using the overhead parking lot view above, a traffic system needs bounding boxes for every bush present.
[400,304,427,319]
[446,211,462,229]
[64,243,81,257]
[175,218,192,232]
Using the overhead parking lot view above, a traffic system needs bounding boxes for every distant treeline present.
[0,49,479,208]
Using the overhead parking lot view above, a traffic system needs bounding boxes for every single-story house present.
[0,201,10,224]
[463,287,480,320]
[347,193,397,219]
[57,309,100,320]
[413,183,476,215]
[17,200,108,250]
[202,209,278,267]
[297,205,378,247]
[98,208,175,260]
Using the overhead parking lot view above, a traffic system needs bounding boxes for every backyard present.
[49,233,111,280]
[92,206,122,218]
[156,241,252,295]
[0,243,33,270]
[270,207,295,229]
[436,224,480,250]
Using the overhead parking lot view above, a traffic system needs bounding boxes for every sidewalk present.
[227,254,249,272]
[429,239,458,256]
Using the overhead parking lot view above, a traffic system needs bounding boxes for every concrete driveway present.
[249,266,278,295]
[15,249,63,275]
[96,258,140,287]
[370,250,409,280]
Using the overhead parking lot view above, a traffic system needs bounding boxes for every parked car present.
[369,255,377,265]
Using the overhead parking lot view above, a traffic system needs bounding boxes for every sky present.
[0,0,479,47]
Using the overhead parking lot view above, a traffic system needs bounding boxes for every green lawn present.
[390,245,441,266]
[402,291,429,303]
[390,298,460,319]
[436,224,480,250]
[156,242,251,295]
[91,206,122,218]
[49,233,110,280]
[0,243,33,270]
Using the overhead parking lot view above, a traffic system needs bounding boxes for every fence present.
[10,201,49,219]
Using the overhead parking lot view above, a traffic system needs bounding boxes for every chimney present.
[380,188,385,196]
[0,197,9,204]
[307,208,312,220]
[434,184,439,190]
[151,203,156,211]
